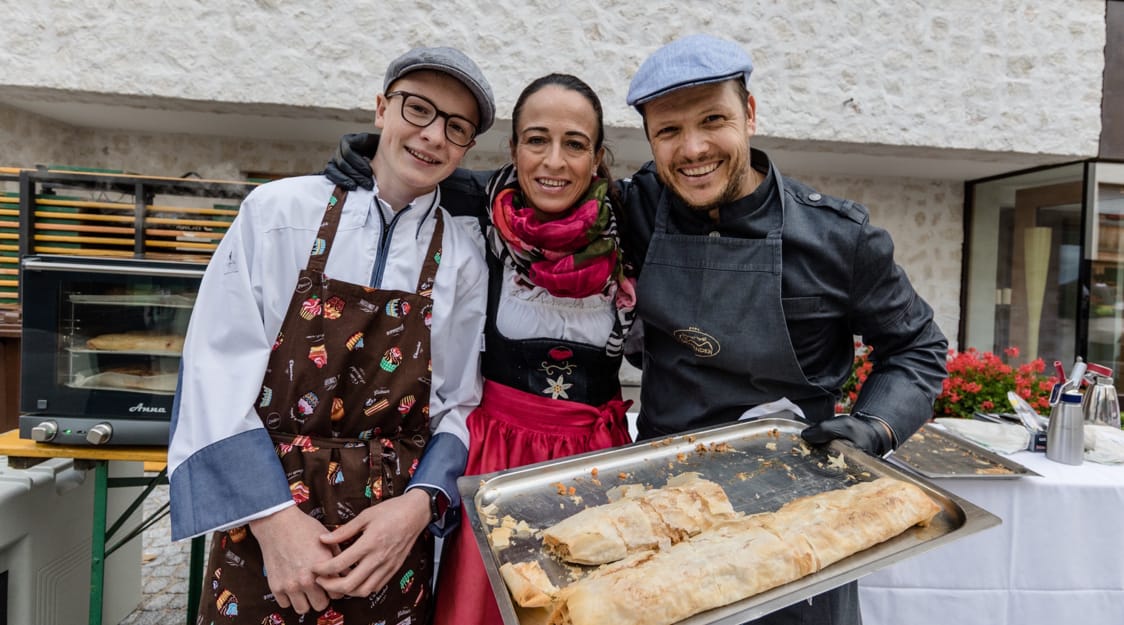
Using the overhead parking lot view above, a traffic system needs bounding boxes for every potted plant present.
[837,344,1057,419]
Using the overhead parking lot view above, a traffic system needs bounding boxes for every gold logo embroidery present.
[673,327,721,358]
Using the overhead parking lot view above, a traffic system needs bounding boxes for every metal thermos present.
[1047,391,1085,465]
[1082,363,1121,428]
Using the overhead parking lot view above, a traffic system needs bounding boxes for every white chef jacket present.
[167,174,486,540]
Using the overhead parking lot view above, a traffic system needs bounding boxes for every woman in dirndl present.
[429,73,636,625]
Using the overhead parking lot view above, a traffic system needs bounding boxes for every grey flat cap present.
[384,46,496,134]
[627,34,753,108]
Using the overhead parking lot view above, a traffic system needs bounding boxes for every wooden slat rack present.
[3,167,258,305]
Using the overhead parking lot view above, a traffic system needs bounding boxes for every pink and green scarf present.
[489,171,636,355]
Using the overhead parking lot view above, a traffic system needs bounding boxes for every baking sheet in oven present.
[458,417,1001,625]
[69,293,197,308]
[69,369,179,394]
[68,347,184,357]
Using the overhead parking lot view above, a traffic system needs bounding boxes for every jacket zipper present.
[369,200,412,288]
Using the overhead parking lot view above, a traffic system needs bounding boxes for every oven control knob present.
[86,423,113,445]
[30,421,58,442]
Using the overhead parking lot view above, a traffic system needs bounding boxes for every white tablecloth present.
[859,452,1124,625]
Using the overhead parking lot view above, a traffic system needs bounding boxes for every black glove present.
[801,413,893,456]
[322,132,379,191]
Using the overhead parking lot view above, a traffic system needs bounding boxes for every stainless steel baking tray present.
[68,347,183,357]
[458,417,1001,625]
[888,423,1041,479]
[68,369,179,394]
[69,293,197,308]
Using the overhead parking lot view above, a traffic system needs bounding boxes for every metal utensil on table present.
[972,412,1004,425]
[1067,357,1088,390]
[1048,356,1087,409]
[1046,390,1085,465]
[1007,391,1047,432]
[1082,362,1121,428]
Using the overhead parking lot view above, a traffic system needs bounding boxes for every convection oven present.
[12,167,255,446]
[18,255,204,445]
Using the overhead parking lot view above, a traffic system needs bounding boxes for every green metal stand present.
[85,461,203,625]
[88,461,109,625]
[189,534,205,621]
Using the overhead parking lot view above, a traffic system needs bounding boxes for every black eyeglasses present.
[386,91,478,147]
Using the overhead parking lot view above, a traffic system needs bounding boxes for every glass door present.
[964,164,1084,367]
[1085,162,1124,392]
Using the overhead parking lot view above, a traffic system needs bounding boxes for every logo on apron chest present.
[673,326,721,357]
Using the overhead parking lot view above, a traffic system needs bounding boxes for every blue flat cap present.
[385,46,496,134]
[627,34,753,108]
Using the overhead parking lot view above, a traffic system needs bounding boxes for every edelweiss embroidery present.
[543,375,573,400]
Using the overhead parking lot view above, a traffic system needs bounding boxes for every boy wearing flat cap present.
[620,34,948,625]
[168,46,493,624]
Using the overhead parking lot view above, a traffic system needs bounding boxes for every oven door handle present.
[21,257,207,278]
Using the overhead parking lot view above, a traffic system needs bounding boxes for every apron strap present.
[414,209,444,296]
[306,185,350,274]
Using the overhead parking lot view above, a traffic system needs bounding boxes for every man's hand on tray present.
[801,413,893,457]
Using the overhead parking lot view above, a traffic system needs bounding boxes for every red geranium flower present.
[837,344,1059,419]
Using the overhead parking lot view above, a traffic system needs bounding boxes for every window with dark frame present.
[1,569,8,625]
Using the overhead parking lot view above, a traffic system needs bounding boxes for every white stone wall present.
[0,104,338,181]
[0,0,1105,158]
[1,0,1099,344]
[0,105,78,173]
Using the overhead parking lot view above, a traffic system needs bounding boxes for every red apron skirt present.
[432,379,631,625]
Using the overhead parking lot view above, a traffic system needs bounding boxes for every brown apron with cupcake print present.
[198,186,444,625]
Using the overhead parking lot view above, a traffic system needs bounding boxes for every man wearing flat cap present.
[620,34,948,625]
[169,45,493,624]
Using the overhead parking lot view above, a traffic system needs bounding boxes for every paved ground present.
[118,481,201,625]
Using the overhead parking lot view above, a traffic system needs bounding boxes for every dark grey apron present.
[635,169,836,435]
[634,171,859,625]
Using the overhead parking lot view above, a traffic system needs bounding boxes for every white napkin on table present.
[737,397,807,422]
[1085,425,1124,464]
[932,418,1031,454]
